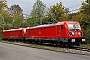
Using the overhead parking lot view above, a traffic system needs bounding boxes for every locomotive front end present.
[67,22,85,46]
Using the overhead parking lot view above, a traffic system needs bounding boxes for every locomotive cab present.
[66,22,85,46]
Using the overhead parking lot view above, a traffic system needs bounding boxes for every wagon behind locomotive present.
[2,28,25,40]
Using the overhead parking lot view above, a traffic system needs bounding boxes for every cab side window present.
[26,30,27,32]
[61,25,63,30]
[20,30,22,32]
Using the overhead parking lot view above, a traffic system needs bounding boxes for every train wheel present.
[59,42,67,47]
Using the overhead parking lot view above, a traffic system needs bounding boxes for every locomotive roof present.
[30,22,65,29]
[64,21,79,24]
[29,21,79,29]
[3,28,24,32]
[30,24,56,29]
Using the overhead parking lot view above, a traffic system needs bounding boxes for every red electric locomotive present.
[2,28,26,41]
[25,21,85,46]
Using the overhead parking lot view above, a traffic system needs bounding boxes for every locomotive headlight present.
[72,32,74,35]
[78,32,81,35]
[82,39,85,42]
[71,39,75,42]
[70,32,74,36]
[78,32,83,36]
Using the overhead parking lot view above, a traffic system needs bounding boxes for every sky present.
[6,0,84,15]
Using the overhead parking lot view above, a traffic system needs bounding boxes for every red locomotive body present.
[25,25,57,38]
[2,28,25,40]
[25,21,85,46]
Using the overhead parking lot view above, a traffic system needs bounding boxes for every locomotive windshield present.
[68,24,81,30]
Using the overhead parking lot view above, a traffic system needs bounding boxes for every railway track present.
[37,43,90,56]
[59,47,90,56]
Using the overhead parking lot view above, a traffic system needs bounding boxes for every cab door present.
[57,25,66,38]
[57,25,61,38]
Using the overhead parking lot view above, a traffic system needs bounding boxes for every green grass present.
[27,43,60,51]
[80,44,90,48]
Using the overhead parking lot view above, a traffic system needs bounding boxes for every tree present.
[30,0,47,26]
[81,0,90,19]
[8,5,23,28]
[47,2,69,23]
[0,0,8,11]
[0,0,9,39]
[80,0,90,43]
[0,0,11,29]
[9,5,23,15]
